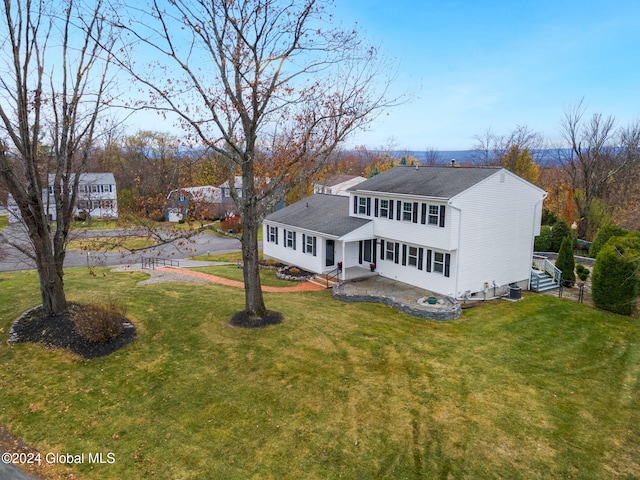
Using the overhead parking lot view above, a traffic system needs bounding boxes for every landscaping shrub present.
[550,219,571,252]
[71,299,127,343]
[589,224,629,258]
[555,235,575,287]
[220,216,242,234]
[534,225,553,252]
[576,264,590,281]
[592,233,640,316]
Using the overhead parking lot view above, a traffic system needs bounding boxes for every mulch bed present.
[229,310,283,328]
[8,303,136,359]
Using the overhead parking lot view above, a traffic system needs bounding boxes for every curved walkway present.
[156,266,325,292]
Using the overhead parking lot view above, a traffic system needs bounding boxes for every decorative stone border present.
[332,284,462,321]
[7,305,42,344]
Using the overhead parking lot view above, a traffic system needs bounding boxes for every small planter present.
[337,262,343,272]
[370,263,376,272]
[427,296,438,305]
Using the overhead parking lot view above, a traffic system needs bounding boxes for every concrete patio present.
[333,275,462,321]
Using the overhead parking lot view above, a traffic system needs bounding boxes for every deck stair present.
[531,255,562,293]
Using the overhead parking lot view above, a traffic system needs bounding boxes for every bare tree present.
[558,100,640,238]
[0,0,116,315]
[472,125,545,166]
[114,0,396,321]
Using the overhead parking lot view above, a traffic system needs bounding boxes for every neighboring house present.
[164,177,243,222]
[313,174,367,196]
[263,165,547,300]
[8,172,118,224]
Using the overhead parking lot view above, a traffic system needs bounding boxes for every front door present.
[326,239,335,267]
[361,239,373,264]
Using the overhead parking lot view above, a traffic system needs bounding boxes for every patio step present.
[308,274,340,289]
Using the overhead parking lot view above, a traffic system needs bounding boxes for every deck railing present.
[532,255,562,288]
[141,257,179,270]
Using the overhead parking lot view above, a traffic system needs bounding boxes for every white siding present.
[262,224,325,274]
[451,170,545,297]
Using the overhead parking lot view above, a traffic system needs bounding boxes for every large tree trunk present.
[36,256,68,316]
[240,163,267,317]
[30,225,68,316]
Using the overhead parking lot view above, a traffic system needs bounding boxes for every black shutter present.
[275,227,278,244]
[394,243,400,264]
[439,205,446,227]
[418,248,424,270]
[396,200,402,221]
[426,249,432,272]
[389,200,394,220]
[421,203,427,224]
[353,195,358,214]
[412,202,419,223]
[359,240,363,264]
[374,198,379,217]
[302,234,306,252]
[366,197,371,216]
[445,253,451,277]
[313,237,317,256]
[293,232,296,250]
[380,239,385,260]
[402,244,407,266]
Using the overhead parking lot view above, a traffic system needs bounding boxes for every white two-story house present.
[8,172,118,223]
[263,165,547,300]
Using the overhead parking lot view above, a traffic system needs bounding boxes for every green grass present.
[1,268,639,479]
[190,250,264,263]
[66,236,156,252]
[189,265,294,288]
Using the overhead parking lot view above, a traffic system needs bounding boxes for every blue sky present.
[332,0,640,150]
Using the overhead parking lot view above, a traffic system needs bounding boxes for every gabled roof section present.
[264,194,371,237]
[349,165,501,199]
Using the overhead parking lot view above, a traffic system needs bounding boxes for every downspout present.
[341,240,346,281]
[450,200,462,300]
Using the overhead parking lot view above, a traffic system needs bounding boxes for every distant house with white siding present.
[263,165,548,300]
[8,172,118,223]
[313,174,366,196]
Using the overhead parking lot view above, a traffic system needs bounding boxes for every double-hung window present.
[385,241,395,261]
[408,246,418,267]
[358,197,367,215]
[268,226,278,243]
[402,202,413,221]
[379,199,389,218]
[304,235,315,254]
[428,205,439,225]
[433,252,445,274]
[286,230,296,249]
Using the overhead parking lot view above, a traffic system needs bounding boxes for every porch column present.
[341,241,346,281]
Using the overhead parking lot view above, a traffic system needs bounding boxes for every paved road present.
[0,224,243,272]
[0,457,38,480]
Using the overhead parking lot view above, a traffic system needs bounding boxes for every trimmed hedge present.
[555,236,576,287]
[592,233,640,316]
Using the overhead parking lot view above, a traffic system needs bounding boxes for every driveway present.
[0,224,243,272]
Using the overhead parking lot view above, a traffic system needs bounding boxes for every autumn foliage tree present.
[115,0,395,322]
[0,0,116,315]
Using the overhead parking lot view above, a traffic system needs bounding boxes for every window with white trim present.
[408,246,418,267]
[433,251,445,274]
[402,202,413,221]
[268,226,278,243]
[379,199,389,218]
[428,205,439,225]
[286,230,296,249]
[385,241,395,260]
[305,235,315,254]
[358,197,367,214]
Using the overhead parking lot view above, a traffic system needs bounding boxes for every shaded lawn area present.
[0,267,639,479]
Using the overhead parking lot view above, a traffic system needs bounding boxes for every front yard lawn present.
[0,267,639,479]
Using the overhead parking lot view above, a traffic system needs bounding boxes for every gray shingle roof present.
[349,165,500,198]
[265,194,371,237]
